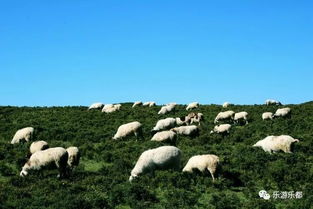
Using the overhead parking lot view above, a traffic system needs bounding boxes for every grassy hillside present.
[0,103,312,209]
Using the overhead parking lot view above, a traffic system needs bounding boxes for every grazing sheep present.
[102,104,121,113]
[167,102,177,106]
[30,140,49,154]
[171,125,199,137]
[210,124,231,134]
[222,102,231,108]
[175,117,187,126]
[214,111,235,123]
[253,135,299,153]
[234,111,248,124]
[113,121,143,140]
[265,99,282,106]
[151,130,177,142]
[102,104,113,111]
[143,101,156,107]
[186,102,199,111]
[185,112,204,125]
[158,103,176,114]
[20,147,68,178]
[152,118,177,132]
[273,107,291,118]
[262,112,273,120]
[66,147,80,169]
[183,154,219,181]
[11,127,34,144]
[129,146,181,182]
[132,101,143,108]
[88,102,104,110]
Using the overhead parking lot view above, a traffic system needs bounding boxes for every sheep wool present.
[210,124,231,134]
[183,154,219,181]
[102,104,121,113]
[186,102,199,111]
[132,101,143,108]
[265,99,281,106]
[66,146,80,168]
[152,118,177,132]
[129,146,181,182]
[262,112,273,120]
[222,102,231,108]
[151,130,177,142]
[88,102,104,110]
[11,127,34,144]
[171,125,199,136]
[113,121,143,140]
[185,112,204,125]
[158,103,176,114]
[143,101,156,107]
[274,107,291,118]
[30,140,49,154]
[234,112,248,124]
[214,111,235,123]
[20,147,68,178]
[175,117,187,126]
[253,135,299,153]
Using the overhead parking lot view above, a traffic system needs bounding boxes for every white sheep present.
[265,99,282,106]
[129,146,181,182]
[30,140,49,154]
[11,127,34,144]
[175,117,187,126]
[102,104,121,113]
[132,101,143,108]
[214,111,235,123]
[66,147,80,169]
[113,121,143,140]
[185,112,204,125]
[88,102,104,110]
[151,130,177,142]
[114,104,122,110]
[183,154,219,181]
[171,125,199,136]
[273,107,291,118]
[20,147,68,178]
[186,102,199,111]
[158,103,176,114]
[262,112,273,120]
[102,104,113,111]
[234,111,248,124]
[253,135,299,153]
[210,124,231,134]
[222,102,231,108]
[143,101,156,107]
[152,118,177,132]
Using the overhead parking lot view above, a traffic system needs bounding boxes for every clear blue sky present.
[1,0,312,106]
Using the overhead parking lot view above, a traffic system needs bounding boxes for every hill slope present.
[0,103,312,209]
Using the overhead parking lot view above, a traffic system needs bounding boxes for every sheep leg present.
[284,145,292,153]
[207,168,215,182]
[55,160,61,178]
[25,134,30,142]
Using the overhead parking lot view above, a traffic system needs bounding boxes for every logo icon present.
[259,190,271,200]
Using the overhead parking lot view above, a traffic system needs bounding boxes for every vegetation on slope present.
[0,103,312,209]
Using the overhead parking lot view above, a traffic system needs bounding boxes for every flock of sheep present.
[9,99,299,182]
[10,127,80,178]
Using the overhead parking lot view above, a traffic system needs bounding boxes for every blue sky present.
[0,1,312,106]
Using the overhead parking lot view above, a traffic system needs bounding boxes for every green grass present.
[0,103,312,209]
